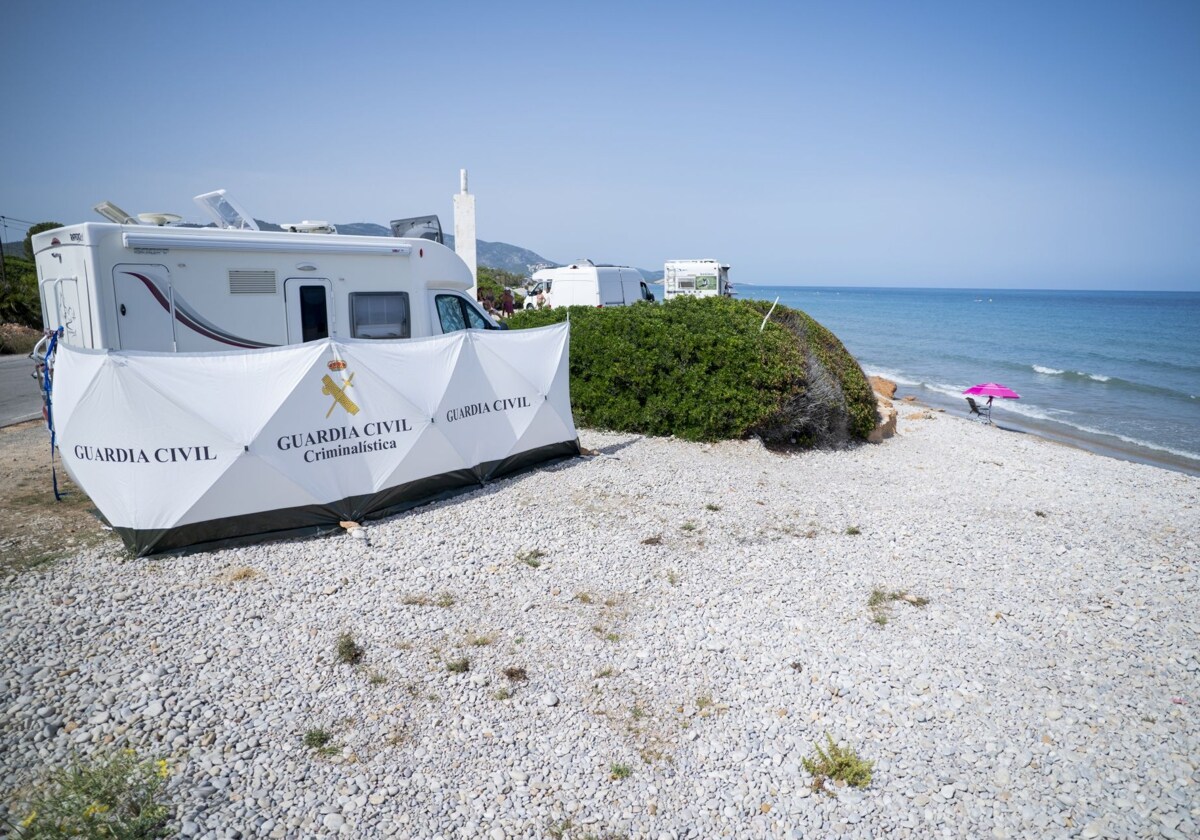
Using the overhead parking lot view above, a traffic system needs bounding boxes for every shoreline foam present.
[874,373,1200,477]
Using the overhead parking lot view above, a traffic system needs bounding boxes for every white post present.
[759,297,779,332]
[453,168,478,298]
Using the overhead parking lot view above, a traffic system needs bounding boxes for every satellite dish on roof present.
[137,213,183,226]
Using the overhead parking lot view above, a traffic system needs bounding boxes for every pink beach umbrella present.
[962,382,1019,423]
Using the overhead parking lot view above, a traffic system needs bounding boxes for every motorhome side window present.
[350,292,410,339]
[435,294,491,333]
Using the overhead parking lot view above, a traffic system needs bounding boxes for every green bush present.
[744,300,877,441]
[507,297,877,446]
[7,750,172,838]
[1,256,42,330]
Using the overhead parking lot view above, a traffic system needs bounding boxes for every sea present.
[651,285,1200,476]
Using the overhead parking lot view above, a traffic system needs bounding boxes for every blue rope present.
[42,329,63,501]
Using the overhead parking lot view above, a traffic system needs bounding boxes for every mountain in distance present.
[334,221,664,280]
[4,219,664,280]
[332,222,554,275]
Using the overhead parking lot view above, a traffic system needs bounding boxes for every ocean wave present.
[1047,419,1200,464]
[1030,364,1111,381]
[1026,365,1194,398]
[995,401,1060,422]
[861,367,922,387]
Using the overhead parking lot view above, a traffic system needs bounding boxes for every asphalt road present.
[1,355,43,427]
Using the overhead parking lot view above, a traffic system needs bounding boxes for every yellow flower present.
[19,809,37,827]
[123,748,137,757]
[156,759,170,779]
[82,802,110,818]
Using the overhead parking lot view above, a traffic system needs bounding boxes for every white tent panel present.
[338,331,466,419]
[49,323,578,555]
[174,451,329,527]
[371,423,475,491]
[56,358,244,530]
[47,345,109,422]
[252,346,434,502]
[118,342,329,445]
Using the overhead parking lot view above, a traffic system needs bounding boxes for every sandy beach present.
[1,407,1197,838]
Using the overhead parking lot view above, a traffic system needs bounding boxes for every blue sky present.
[3,0,1198,289]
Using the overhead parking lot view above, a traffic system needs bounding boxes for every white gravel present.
[2,409,1198,839]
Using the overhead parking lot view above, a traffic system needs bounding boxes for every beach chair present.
[966,397,991,423]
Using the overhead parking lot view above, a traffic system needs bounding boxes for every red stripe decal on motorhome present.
[125,272,275,349]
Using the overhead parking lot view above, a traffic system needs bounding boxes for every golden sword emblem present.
[322,372,359,417]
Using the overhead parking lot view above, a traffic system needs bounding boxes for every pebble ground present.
[2,409,1197,838]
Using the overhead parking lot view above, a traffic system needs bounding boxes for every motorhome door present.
[113,264,175,351]
[285,279,333,343]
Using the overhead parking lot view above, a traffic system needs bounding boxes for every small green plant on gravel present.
[446,657,470,673]
[705,503,721,511]
[336,633,364,664]
[696,694,713,710]
[631,705,646,720]
[546,819,575,840]
[493,687,513,700]
[7,749,172,839]
[803,733,873,795]
[401,593,431,606]
[503,666,528,682]
[304,729,332,749]
[609,763,632,780]
[466,632,493,647]
[680,521,697,532]
[435,592,456,608]
[575,591,594,604]
[845,525,861,535]
[367,670,388,685]
[303,728,339,758]
[516,548,546,567]
[868,588,929,626]
[666,569,680,586]
[605,632,621,643]
[597,666,614,678]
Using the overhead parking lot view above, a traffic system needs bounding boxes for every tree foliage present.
[474,266,526,304]
[24,222,63,260]
[507,297,877,446]
[1,255,41,329]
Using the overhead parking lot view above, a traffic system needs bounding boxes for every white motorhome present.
[32,197,500,353]
[524,260,654,310]
[663,259,732,301]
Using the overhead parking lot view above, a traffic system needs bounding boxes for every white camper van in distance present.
[524,260,654,310]
[32,199,500,353]
[663,259,732,301]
